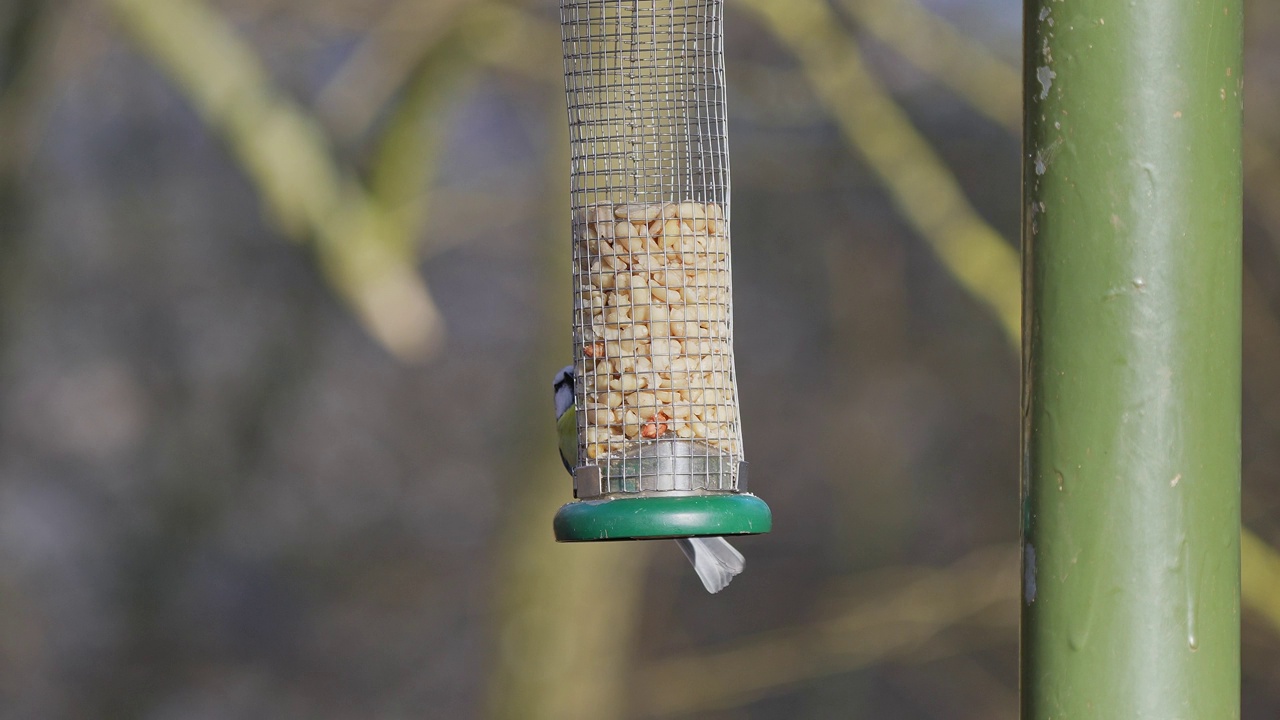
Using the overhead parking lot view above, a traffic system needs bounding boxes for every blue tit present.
[553,366,745,593]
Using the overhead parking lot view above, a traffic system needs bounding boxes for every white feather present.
[675,537,745,594]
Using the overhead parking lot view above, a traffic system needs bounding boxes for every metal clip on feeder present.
[553,0,772,541]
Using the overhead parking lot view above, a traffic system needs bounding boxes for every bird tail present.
[675,537,745,594]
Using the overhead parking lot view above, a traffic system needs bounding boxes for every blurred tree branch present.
[365,16,472,257]
[1243,521,1280,632]
[108,0,444,361]
[488,451,651,720]
[316,0,471,146]
[485,89,651,720]
[738,0,1021,347]
[638,545,1018,717]
[367,2,560,253]
[462,3,561,83]
[842,0,1019,132]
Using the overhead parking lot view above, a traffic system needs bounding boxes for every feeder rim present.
[553,492,771,542]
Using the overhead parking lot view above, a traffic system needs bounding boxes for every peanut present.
[640,420,666,439]
[622,411,641,438]
[616,203,665,222]
[676,201,706,221]
[592,205,616,225]
[586,405,612,425]
[574,200,741,458]
[609,374,639,392]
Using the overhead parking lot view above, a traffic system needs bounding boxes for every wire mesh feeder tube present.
[553,0,771,542]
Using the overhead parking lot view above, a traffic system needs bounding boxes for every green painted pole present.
[1021,0,1242,717]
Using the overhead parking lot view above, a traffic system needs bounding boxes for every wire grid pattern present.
[561,0,743,495]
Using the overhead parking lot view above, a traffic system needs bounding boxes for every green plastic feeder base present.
[553,493,772,542]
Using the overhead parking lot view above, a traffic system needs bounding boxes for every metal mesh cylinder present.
[561,0,742,498]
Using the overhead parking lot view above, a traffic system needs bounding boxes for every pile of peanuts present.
[575,200,739,461]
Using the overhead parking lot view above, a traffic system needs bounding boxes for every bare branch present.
[315,0,470,145]
[107,0,443,361]
[738,0,1021,346]
[638,545,1018,716]
[842,0,1019,132]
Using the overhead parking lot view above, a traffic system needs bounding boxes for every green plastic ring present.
[553,493,772,542]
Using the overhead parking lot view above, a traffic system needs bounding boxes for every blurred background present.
[0,0,1278,717]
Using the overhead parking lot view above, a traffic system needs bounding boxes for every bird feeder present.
[554,0,772,541]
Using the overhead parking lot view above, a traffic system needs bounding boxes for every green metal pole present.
[1021,0,1242,717]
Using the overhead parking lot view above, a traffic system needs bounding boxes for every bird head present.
[553,365,575,420]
